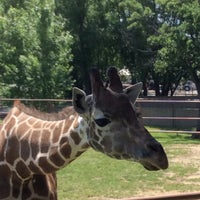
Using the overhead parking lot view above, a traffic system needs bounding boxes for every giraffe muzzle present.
[140,141,169,171]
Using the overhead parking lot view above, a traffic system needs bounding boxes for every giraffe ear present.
[124,82,143,104]
[72,87,88,114]
[107,66,123,93]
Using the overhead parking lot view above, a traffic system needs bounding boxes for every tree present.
[117,0,200,96]
[2,0,200,99]
[56,0,158,92]
[0,0,74,99]
[148,0,200,96]
[56,0,124,92]
[118,0,159,94]
[56,0,92,92]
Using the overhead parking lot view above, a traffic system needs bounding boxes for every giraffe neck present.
[0,105,90,199]
[33,115,90,174]
[1,105,90,180]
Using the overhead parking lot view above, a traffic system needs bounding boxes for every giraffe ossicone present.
[0,67,168,199]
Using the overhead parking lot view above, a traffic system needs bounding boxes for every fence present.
[129,192,200,200]
[1,97,200,134]
[136,97,200,134]
[0,98,72,118]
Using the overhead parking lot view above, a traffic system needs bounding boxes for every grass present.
[57,149,165,200]
[57,129,200,200]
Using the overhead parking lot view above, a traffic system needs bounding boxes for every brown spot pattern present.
[49,148,65,167]
[12,172,23,198]
[40,129,51,153]
[32,174,48,196]
[16,160,31,179]
[4,117,15,133]
[60,142,72,159]
[27,117,36,125]
[30,130,40,159]
[75,151,84,157]
[0,165,11,198]
[52,123,62,143]
[70,131,81,145]
[20,140,30,161]
[29,161,43,174]
[62,119,74,134]
[6,136,20,165]
[17,123,30,138]
[81,143,89,149]
[38,157,58,173]
[22,181,32,200]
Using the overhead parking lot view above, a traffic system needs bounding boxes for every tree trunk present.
[192,106,200,139]
[143,81,148,96]
[154,79,160,96]
[190,69,200,139]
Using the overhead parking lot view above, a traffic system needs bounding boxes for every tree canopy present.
[0,0,73,98]
[0,0,200,97]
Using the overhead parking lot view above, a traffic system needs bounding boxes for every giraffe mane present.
[14,102,76,121]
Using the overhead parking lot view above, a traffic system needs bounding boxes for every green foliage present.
[148,0,200,95]
[1,0,200,97]
[56,0,125,90]
[0,0,74,98]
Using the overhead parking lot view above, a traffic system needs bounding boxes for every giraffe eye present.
[94,118,111,127]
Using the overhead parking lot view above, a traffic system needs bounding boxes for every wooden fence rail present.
[128,192,200,200]
[0,98,72,102]
[1,98,200,134]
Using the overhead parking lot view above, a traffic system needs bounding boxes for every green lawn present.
[57,131,200,200]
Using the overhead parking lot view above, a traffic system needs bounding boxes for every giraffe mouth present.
[139,140,169,171]
[140,161,164,171]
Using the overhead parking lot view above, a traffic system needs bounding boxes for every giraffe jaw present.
[140,161,162,171]
[139,157,169,171]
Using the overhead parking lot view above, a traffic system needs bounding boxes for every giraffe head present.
[73,67,168,171]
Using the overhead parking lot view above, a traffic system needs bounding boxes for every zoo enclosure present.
[0,97,200,133]
[136,97,200,133]
[0,98,200,199]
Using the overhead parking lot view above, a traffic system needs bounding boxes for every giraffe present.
[0,67,168,199]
